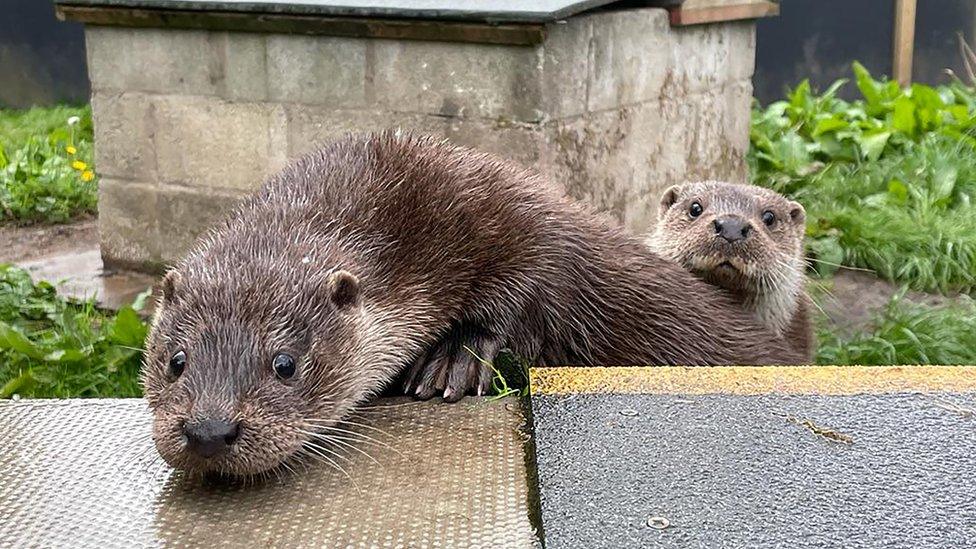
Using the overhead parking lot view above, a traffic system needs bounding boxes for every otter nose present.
[183,419,240,458]
[713,216,752,242]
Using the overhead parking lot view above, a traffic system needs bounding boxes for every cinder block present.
[267,35,367,107]
[669,21,757,94]
[156,186,245,265]
[444,118,545,167]
[219,32,269,102]
[586,9,671,112]
[283,106,446,159]
[659,80,751,186]
[540,17,591,120]
[90,92,157,181]
[85,27,221,95]
[97,179,159,267]
[153,96,276,191]
[545,101,668,233]
[371,40,543,122]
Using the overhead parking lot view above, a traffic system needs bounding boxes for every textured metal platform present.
[530,366,976,549]
[0,397,540,548]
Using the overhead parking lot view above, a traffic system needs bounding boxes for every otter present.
[143,132,805,477]
[646,181,815,361]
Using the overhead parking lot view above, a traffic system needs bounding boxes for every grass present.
[0,264,147,398]
[750,64,976,293]
[0,105,98,224]
[816,291,976,365]
[790,135,976,292]
[749,63,976,365]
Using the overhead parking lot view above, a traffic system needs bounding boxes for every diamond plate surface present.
[0,397,539,548]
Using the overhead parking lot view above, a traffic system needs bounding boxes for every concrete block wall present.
[86,8,755,271]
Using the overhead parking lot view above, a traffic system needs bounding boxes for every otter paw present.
[402,330,502,403]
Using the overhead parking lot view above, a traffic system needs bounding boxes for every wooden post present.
[892,0,917,86]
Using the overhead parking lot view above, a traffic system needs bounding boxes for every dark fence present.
[755,0,976,104]
[1,0,89,108]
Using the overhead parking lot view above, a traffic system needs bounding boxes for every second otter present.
[647,181,816,361]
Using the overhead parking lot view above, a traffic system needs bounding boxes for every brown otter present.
[143,132,805,477]
[646,181,815,361]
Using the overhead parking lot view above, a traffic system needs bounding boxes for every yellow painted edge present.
[529,366,976,396]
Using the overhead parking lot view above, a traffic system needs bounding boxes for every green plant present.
[796,135,976,291]
[0,105,98,224]
[816,291,976,365]
[750,62,976,187]
[750,64,976,292]
[463,346,529,399]
[0,264,148,398]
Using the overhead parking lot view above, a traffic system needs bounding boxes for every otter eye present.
[273,353,296,380]
[762,210,776,227]
[168,350,186,380]
[688,201,703,218]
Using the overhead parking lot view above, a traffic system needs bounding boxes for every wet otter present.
[646,181,815,360]
[143,132,805,477]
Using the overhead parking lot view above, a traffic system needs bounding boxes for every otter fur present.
[143,132,805,476]
[647,181,815,360]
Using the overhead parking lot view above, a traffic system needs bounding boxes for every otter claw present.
[403,324,502,402]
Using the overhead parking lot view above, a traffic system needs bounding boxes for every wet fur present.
[144,133,806,476]
[646,181,815,360]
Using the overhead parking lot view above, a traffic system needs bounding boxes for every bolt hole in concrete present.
[646,516,671,530]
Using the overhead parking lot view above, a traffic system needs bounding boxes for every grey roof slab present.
[54,0,625,23]
[532,391,976,548]
[0,397,540,547]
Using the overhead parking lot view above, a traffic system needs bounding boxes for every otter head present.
[142,254,373,478]
[648,181,806,297]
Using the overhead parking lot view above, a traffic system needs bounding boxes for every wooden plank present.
[668,1,779,26]
[892,0,917,86]
[55,5,546,46]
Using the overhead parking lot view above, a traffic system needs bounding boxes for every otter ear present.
[327,269,361,310]
[788,201,806,225]
[659,185,683,217]
[160,270,181,304]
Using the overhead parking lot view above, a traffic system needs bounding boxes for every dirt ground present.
[812,269,959,336]
[0,218,98,263]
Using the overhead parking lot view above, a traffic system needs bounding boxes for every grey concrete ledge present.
[56,0,623,23]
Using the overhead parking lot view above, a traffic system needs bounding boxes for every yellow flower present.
[71,160,87,171]
[81,170,95,182]
[65,146,77,155]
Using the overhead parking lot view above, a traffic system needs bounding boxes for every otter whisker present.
[305,424,397,451]
[304,439,355,466]
[271,458,295,479]
[299,443,361,493]
[301,422,401,456]
[121,444,158,473]
[333,418,395,437]
[303,415,392,434]
[356,400,426,411]
[299,429,382,467]
[295,446,344,474]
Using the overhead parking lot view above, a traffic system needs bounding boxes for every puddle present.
[19,248,158,312]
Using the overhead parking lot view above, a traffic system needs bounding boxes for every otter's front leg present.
[401,322,503,402]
